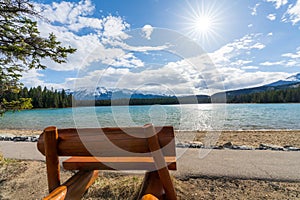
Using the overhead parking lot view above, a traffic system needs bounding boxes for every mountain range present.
[70,73,300,102]
[221,73,300,98]
[72,87,172,100]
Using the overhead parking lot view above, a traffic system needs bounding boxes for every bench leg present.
[138,171,164,200]
[141,194,159,200]
[43,170,99,200]
[44,127,60,193]
[143,124,177,200]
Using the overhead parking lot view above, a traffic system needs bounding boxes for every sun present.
[194,16,213,33]
[180,1,224,48]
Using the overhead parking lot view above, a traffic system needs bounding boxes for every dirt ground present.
[0,157,299,200]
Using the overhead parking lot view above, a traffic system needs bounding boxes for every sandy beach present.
[192,130,300,147]
[0,129,41,136]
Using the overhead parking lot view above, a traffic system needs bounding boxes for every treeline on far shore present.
[75,85,300,106]
[2,86,72,108]
[73,95,211,107]
[226,85,300,103]
[3,84,300,110]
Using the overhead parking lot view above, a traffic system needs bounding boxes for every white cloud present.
[142,24,154,40]
[37,1,73,24]
[251,3,260,16]
[32,0,153,72]
[104,52,144,68]
[20,1,177,92]
[101,15,130,41]
[163,57,288,92]
[283,0,300,25]
[231,60,253,66]
[195,33,291,91]
[36,0,94,26]
[260,47,300,67]
[19,0,159,89]
[260,61,286,66]
[65,65,199,95]
[74,36,287,95]
[241,66,259,70]
[218,69,289,90]
[209,33,266,66]
[20,69,45,88]
[252,43,266,49]
[267,13,277,21]
[63,53,225,95]
[282,49,300,59]
[102,37,169,52]
[67,0,94,22]
[248,24,253,28]
[36,0,129,37]
[286,60,299,66]
[67,68,130,89]
[68,16,103,32]
[266,0,288,9]
[267,32,273,36]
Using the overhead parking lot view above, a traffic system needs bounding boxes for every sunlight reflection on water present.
[1,104,300,130]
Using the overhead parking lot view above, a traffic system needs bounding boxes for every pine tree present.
[0,0,76,114]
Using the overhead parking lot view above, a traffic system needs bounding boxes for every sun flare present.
[181,1,224,47]
[194,16,213,33]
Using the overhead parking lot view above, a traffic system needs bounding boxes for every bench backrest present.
[37,126,176,158]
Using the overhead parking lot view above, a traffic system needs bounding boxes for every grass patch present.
[0,152,26,184]
[83,172,143,200]
[83,173,300,200]
[0,153,19,166]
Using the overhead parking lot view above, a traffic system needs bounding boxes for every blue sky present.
[21,0,300,95]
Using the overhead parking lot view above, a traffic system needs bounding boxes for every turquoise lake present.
[0,104,300,131]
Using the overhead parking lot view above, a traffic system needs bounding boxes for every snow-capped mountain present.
[72,87,171,100]
[64,73,300,101]
[266,73,300,87]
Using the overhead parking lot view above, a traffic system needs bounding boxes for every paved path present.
[174,148,300,182]
[1,142,300,182]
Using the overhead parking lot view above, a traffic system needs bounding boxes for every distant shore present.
[0,128,299,148]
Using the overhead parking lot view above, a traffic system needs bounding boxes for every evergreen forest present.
[2,84,300,110]
[2,86,72,109]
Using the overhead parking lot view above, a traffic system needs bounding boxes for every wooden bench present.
[37,124,177,200]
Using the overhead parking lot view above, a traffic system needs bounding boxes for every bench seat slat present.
[63,156,177,171]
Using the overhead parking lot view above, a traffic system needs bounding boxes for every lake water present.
[0,104,300,131]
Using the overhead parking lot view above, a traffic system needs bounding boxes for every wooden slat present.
[37,126,175,157]
[63,156,176,171]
